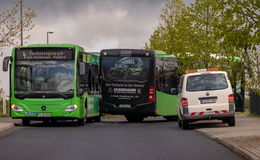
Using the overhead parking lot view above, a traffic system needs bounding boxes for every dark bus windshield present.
[14,60,74,98]
[102,56,150,81]
[186,73,228,91]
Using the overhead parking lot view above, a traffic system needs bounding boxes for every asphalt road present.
[0,118,245,160]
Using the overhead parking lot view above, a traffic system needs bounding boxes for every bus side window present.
[91,64,99,94]
[78,52,89,96]
[156,57,163,91]
[162,57,179,95]
[178,76,184,94]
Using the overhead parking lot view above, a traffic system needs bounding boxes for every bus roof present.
[23,44,84,50]
[155,50,176,58]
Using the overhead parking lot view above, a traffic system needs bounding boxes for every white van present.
[177,68,235,129]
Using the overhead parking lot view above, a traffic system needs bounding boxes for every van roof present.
[184,70,227,77]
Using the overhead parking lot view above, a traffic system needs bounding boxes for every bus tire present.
[228,117,235,127]
[163,116,178,121]
[22,119,30,126]
[78,118,86,126]
[94,116,101,122]
[125,115,144,122]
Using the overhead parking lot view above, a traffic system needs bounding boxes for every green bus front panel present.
[11,97,85,119]
[155,91,178,116]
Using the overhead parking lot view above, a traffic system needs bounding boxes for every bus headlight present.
[65,105,77,112]
[12,105,24,112]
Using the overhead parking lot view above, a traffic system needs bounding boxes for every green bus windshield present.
[14,60,74,99]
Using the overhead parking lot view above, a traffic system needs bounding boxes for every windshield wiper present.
[16,93,36,99]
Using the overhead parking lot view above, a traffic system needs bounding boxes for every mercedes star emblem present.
[41,106,46,111]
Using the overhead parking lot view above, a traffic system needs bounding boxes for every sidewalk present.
[0,118,20,135]
[195,115,260,160]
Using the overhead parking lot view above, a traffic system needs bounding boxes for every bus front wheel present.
[77,118,86,126]
[125,115,144,122]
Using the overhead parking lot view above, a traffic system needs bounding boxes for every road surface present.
[0,118,245,160]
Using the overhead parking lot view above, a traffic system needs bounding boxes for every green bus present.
[2,44,101,126]
[99,49,179,122]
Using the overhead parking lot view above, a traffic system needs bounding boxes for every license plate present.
[25,112,36,115]
[119,104,131,108]
[200,98,217,104]
[205,110,213,114]
[37,113,51,117]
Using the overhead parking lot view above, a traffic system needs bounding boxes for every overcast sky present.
[0,0,193,94]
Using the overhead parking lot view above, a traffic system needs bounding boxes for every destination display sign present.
[16,48,74,60]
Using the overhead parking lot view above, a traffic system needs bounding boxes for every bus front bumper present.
[100,101,156,116]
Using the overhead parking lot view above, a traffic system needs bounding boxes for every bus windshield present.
[102,56,150,81]
[14,60,74,98]
[186,73,228,92]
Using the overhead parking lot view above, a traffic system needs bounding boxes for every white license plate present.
[205,110,213,114]
[201,98,217,104]
[37,113,51,117]
[119,104,131,108]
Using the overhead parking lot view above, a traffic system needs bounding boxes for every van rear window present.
[186,73,228,91]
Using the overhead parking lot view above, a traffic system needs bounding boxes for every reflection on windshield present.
[186,74,228,91]
[15,60,74,97]
[102,57,150,81]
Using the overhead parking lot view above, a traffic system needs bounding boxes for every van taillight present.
[148,86,155,102]
[228,94,235,103]
[99,98,103,102]
[181,97,188,107]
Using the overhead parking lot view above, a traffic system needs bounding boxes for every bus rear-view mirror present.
[171,88,178,95]
[3,56,12,72]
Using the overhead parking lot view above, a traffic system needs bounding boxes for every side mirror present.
[3,56,12,72]
[79,62,85,75]
[171,88,178,95]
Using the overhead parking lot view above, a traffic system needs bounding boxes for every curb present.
[0,123,15,134]
[197,130,259,160]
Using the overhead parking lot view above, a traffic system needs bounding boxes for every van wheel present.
[78,118,86,126]
[228,117,235,127]
[22,119,30,126]
[125,115,144,122]
[182,119,189,129]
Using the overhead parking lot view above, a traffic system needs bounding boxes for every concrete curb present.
[0,123,15,134]
[197,129,259,160]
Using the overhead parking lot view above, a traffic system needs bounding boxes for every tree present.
[220,0,259,91]
[145,0,259,92]
[0,1,36,47]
